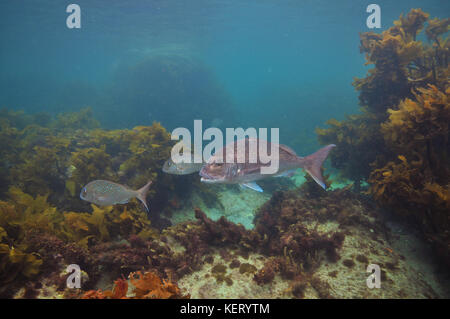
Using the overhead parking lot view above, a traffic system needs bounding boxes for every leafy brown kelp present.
[316,113,387,187]
[369,85,449,264]
[0,244,43,284]
[317,9,450,266]
[0,198,45,294]
[318,9,448,184]
[0,106,218,296]
[381,85,449,163]
[0,106,192,216]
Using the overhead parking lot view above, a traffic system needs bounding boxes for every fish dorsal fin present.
[240,182,263,192]
[279,144,297,156]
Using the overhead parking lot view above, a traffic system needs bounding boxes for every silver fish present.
[80,180,152,212]
[199,138,335,192]
[162,155,204,175]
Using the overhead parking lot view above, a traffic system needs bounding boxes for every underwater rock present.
[106,53,235,130]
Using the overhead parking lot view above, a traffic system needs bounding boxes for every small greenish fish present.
[162,140,205,175]
[80,180,152,212]
[162,155,204,175]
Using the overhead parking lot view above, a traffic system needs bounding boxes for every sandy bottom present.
[18,173,448,299]
[168,173,450,298]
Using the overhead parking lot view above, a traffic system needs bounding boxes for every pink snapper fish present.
[199,138,335,192]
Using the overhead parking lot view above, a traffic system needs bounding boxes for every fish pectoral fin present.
[241,182,263,192]
[118,199,129,204]
[275,169,296,178]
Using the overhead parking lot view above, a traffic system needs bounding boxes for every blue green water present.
[1,0,447,154]
[1,0,450,300]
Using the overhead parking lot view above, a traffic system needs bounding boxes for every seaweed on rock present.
[317,9,450,266]
[317,9,449,187]
[82,271,188,299]
[369,84,450,265]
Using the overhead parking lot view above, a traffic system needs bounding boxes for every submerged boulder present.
[102,51,235,130]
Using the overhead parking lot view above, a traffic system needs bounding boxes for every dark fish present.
[199,138,335,192]
[162,154,204,175]
[80,180,152,212]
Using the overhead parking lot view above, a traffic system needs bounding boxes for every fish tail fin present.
[299,144,336,189]
[136,181,152,212]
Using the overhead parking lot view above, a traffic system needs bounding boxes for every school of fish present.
[80,137,335,212]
